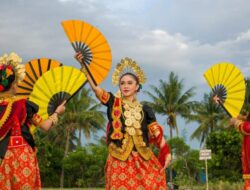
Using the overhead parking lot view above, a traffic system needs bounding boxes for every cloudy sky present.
[1,0,250,149]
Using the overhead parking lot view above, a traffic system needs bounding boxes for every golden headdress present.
[112,57,146,86]
[0,53,25,91]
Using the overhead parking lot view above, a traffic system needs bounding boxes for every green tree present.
[36,136,64,187]
[187,93,227,145]
[144,72,195,185]
[206,129,242,182]
[59,88,106,188]
[63,139,108,187]
[167,137,203,187]
[242,78,250,115]
[35,117,77,187]
[144,72,195,138]
[36,121,78,150]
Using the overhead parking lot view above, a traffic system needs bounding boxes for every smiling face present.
[119,73,139,100]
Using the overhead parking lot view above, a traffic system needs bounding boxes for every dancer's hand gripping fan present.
[204,62,246,118]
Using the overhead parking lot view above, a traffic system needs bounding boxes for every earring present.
[115,90,122,98]
[133,93,137,101]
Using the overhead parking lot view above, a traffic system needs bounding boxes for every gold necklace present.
[0,97,16,133]
[122,99,143,136]
[0,95,16,103]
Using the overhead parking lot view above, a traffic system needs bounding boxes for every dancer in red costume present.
[214,95,250,190]
[0,53,66,190]
[75,52,171,190]
[230,116,250,190]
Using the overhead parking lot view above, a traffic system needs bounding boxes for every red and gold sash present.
[110,97,123,140]
[0,97,26,141]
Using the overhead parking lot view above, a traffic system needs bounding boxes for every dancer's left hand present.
[213,95,221,104]
[55,100,66,115]
[229,118,239,126]
[160,154,171,173]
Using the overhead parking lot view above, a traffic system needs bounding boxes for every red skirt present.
[105,152,167,190]
[0,144,41,190]
[244,180,250,190]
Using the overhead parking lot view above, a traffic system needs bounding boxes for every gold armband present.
[234,120,242,131]
[80,66,88,75]
[96,89,110,104]
[233,120,250,135]
[148,122,159,136]
[243,174,250,180]
[31,113,43,126]
[239,124,250,136]
[49,113,58,126]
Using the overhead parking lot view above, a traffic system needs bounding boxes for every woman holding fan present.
[75,52,171,190]
[0,53,66,190]
[213,95,250,190]
[230,116,250,190]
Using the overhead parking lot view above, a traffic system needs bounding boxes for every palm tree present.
[144,72,195,188]
[187,93,227,146]
[242,78,250,115]
[144,72,195,138]
[59,88,106,188]
[36,119,78,150]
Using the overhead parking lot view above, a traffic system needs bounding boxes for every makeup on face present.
[119,74,139,99]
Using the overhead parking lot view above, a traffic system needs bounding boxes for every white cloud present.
[1,0,250,148]
[236,30,250,42]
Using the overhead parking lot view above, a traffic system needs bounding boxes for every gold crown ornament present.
[112,57,146,86]
[0,52,26,83]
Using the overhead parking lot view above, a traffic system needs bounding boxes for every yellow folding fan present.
[29,66,87,119]
[204,62,246,117]
[61,20,112,85]
[17,58,62,97]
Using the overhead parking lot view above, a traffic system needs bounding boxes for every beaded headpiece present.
[112,57,146,86]
[0,53,25,92]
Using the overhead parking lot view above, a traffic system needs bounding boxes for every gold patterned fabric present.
[0,145,41,190]
[109,132,153,161]
[243,179,250,190]
[244,174,250,180]
[105,153,167,190]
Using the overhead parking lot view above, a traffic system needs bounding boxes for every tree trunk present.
[170,126,173,139]
[60,126,71,188]
[60,168,65,188]
[168,119,173,190]
[184,157,193,187]
[78,128,82,147]
[174,116,179,137]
